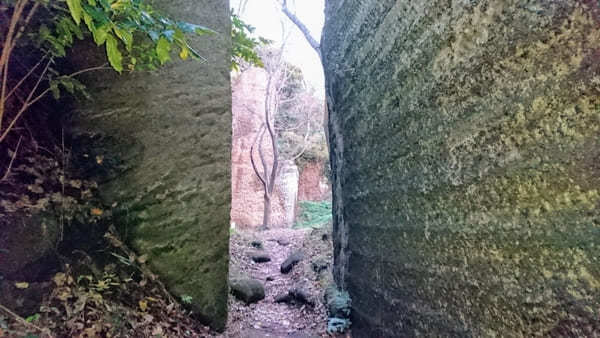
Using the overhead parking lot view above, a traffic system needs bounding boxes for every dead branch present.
[292,113,311,161]
[0,135,22,181]
[0,0,39,129]
[0,63,110,144]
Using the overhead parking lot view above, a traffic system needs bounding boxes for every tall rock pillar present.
[71,0,231,330]
[322,1,600,336]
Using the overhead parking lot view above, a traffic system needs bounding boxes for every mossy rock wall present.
[69,0,231,330]
[322,1,600,336]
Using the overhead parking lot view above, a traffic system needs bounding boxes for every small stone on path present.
[281,250,303,274]
[276,238,290,246]
[230,278,265,304]
[275,287,314,306]
[250,252,271,263]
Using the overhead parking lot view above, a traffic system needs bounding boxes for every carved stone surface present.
[70,0,231,330]
[322,1,600,336]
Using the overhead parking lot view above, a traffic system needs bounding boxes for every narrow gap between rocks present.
[223,2,343,337]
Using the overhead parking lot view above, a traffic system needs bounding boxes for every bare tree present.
[249,44,319,229]
[279,0,329,146]
[249,48,285,230]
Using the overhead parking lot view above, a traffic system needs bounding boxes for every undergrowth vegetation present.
[294,200,332,229]
[0,227,212,337]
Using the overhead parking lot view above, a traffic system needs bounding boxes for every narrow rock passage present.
[217,228,331,338]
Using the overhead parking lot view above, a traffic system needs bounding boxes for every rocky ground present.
[216,225,339,338]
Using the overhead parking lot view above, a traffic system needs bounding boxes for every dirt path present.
[217,227,331,338]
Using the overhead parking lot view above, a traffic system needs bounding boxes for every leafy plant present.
[180,295,193,304]
[0,0,265,150]
[325,285,352,334]
[327,317,351,334]
[24,314,40,323]
[47,0,213,72]
[0,0,214,148]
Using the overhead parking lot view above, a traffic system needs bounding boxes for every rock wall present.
[322,1,600,336]
[69,0,231,330]
[298,161,330,201]
[231,68,299,228]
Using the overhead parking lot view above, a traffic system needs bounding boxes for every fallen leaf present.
[90,208,103,216]
[14,282,29,289]
[139,299,148,311]
[57,289,71,301]
[27,184,44,194]
[84,326,98,336]
[53,273,66,286]
[152,326,164,335]
[69,179,82,188]
[137,254,148,264]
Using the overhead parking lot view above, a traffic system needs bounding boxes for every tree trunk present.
[261,194,271,230]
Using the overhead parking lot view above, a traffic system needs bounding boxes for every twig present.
[292,115,311,161]
[0,302,50,336]
[0,64,110,144]
[258,123,269,189]
[0,135,22,181]
[5,55,48,101]
[0,57,52,144]
[0,0,28,129]
[104,228,178,305]
[60,127,65,244]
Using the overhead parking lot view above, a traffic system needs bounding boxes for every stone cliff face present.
[69,0,231,330]
[231,68,299,228]
[298,161,331,201]
[322,0,600,336]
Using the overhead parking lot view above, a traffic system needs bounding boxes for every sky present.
[232,0,325,92]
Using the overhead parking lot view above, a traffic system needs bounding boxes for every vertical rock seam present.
[323,0,600,336]
[70,0,231,331]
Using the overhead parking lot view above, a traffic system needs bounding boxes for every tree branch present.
[1,135,22,181]
[292,113,311,161]
[281,0,321,59]
[264,67,279,195]
[250,124,267,190]
[0,63,110,143]
[257,123,270,192]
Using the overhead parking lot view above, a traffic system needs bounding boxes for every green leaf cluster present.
[41,0,215,73]
[231,12,268,71]
[4,0,266,107]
